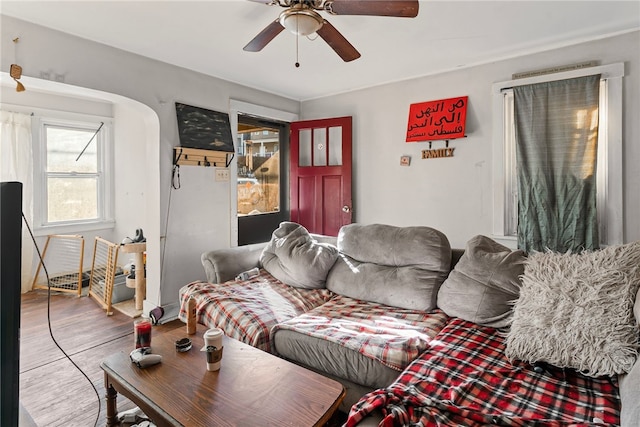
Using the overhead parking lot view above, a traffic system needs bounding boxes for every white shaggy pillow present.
[505,241,640,377]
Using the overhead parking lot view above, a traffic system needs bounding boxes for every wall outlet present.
[215,168,230,182]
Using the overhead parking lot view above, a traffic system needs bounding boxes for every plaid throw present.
[178,270,334,352]
[346,318,620,427]
[272,296,449,371]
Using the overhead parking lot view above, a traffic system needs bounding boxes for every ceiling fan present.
[243,0,419,62]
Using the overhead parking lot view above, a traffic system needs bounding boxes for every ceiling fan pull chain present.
[295,14,300,67]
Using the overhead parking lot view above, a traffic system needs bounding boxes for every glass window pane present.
[299,129,312,167]
[328,126,342,166]
[47,177,98,222]
[313,128,327,166]
[237,126,280,216]
[46,126,98,173]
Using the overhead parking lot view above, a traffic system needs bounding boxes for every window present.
[229,100,298,246]
[236,122,281,216]
[34,115,113,232]
[236,114,290,245]
[492,63,624,247]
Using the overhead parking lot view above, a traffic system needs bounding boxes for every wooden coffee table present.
[101,324,345,426]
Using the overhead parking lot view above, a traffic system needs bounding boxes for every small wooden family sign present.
[421,147,455,159]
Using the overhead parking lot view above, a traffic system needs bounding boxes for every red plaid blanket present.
[346,318,620,427]
[178,270,334,352]
[272,296,448,371]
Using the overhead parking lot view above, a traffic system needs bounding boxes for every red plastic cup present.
[134,317,152,349]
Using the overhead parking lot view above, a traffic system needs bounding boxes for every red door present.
[290,116,353,236]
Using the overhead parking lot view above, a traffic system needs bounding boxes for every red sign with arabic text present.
[406,96,467,142]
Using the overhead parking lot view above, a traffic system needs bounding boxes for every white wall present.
[300,31,640,249]
[1,15,299,315]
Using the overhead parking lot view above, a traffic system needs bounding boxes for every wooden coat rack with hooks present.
[173,146,234,168]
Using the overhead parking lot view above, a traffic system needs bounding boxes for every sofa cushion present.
[326,223,451,311]
[437,235,525,328]
[505,241,640,377]
[260,222,339,289]
[271,295,448,390]
[178,275,333,352]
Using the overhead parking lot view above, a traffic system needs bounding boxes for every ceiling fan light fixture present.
[279,8,323,36]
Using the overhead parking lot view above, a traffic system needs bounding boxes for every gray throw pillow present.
[505,241,640,377]
[260,222,339,289]
[437,235,525,328]
[326,223,451,311]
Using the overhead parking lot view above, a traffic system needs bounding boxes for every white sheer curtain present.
[1,110,34,293]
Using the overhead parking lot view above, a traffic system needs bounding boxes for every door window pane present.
[313,128,327,166]
[299,129,312,167]
[328,126,342,166]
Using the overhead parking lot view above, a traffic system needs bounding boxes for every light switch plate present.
[215,169,230,182]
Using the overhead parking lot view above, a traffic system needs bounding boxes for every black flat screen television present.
[1,181,22,427]
[175,103,235,152]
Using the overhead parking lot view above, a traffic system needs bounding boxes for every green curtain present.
[514,74,600,253]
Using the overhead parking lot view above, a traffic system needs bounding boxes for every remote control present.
[130,347,162,368]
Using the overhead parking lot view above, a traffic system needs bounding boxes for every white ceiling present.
[1,1,639,101]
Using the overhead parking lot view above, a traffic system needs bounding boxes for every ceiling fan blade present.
[329,0,419,17]
[243,19,285,52]
[316,20,361,62]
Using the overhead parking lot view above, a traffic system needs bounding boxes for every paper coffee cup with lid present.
[201,328,224,371]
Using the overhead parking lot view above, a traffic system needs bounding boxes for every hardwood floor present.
[19,290,348,427]
[19,290,182,427]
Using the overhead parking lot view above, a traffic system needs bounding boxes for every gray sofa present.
[200,222,456,411]
[195,222,640,426]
